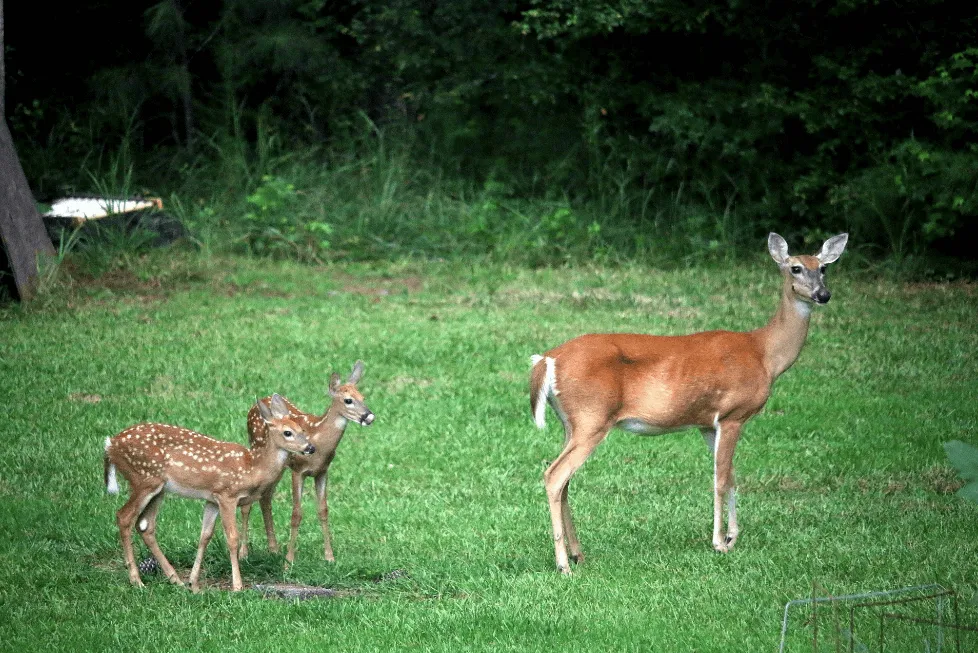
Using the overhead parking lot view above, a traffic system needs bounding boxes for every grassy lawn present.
[1,253,976,651]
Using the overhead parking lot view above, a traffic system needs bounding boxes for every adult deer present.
[529,232,848,573]
[240,360,374,563]
[103,394,315,591]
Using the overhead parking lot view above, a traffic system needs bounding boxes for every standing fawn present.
[529,233,849,573]
[240,360,375,563]
[103,394,315,591]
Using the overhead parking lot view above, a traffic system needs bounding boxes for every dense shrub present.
[6,1,977,266]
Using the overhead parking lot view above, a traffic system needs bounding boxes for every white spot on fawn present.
[138,518,148,532]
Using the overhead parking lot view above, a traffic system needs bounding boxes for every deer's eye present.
[344,398,353,405]
[283,430,294,439]
[790,265,802,274]
[819,265,827,274]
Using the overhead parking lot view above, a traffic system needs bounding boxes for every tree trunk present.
[0,119,55,301]
[0,0,55,301]
[1,0,5,117]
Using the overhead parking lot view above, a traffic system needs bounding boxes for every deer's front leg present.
[259,489,280,553]
[314,471,335,562]
[239,502,252,559]
[711,420,742,553]
[218,498,243,591]
[285,471,305,564]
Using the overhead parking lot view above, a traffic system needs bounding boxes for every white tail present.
[104,437,119,495]
[104,394,315,591]
[530,232,849,573]
[240,360,375,564]
[530,355,556,429]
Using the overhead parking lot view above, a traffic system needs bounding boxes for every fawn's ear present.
[348,360,365,385]
[816,233,849,264]
[257,398,273,422]
[768,233,790,266]
[327,373,342,397]
[265,393,290,420]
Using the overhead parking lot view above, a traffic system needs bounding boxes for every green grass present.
[1,253,976,651]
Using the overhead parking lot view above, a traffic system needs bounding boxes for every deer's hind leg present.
[554,412,584,565]
[189,502,219,592]
[135,490,183,586]
[116,478,165,587]
[544,414,612,574]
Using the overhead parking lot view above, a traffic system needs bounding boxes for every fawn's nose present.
[303,443,316,455]
[361,412,375,426]
[813,288,831,304]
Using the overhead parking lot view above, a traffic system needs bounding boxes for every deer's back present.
[546,332,771,429]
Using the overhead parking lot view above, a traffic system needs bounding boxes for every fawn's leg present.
[285,471,305,564]
[116,479,164,587]
[314,471,335,562]
[239,502,252,558]
[135,491,183,585]
[189,502,219,592]
[218,498,243,591]
[259,489,280,553]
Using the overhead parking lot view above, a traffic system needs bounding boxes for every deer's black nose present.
[303,444,317,455]
[813,289,831,304]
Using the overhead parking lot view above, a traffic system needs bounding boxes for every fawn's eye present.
[819,265,827,274]
[283,430,294,438]
[790,265,802,274]
[344,398,353,405]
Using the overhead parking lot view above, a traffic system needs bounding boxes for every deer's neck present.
[316,402,348,435]
[754,276,813,380]
[247,439,290,484]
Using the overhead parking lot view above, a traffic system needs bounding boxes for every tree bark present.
[0,0,56,301]
[1,0,5,117]
[0,119,55,301]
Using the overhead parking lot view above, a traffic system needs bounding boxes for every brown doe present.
[240,360,374,563]
[529,232,849,573]
[103,394,315,591]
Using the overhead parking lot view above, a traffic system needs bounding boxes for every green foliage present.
[828,139,977,259]
[944,440,978,505]
[8,0,978,268]
[242,175,333,261]
[917,47,978,143]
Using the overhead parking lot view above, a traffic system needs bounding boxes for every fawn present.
[240,360,374,563]
[104,394,314,591]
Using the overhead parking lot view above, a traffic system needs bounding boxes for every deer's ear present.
[267,394,290,419]
[327,373,342,397]
[816,233,849,264]
[348,360,365,385]
[257,398,273,422]
[768,233,790,265]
